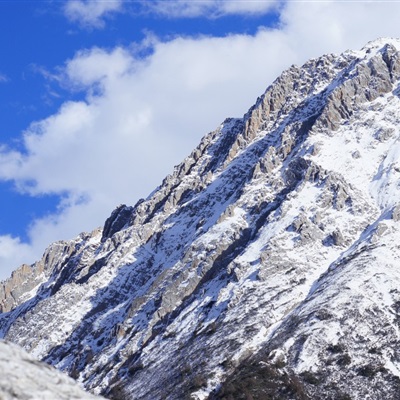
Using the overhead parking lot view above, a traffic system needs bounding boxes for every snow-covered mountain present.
[2,38,400,399]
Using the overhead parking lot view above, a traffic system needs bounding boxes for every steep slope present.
[2,38,400,399]
[0,340,102,400]
[216,219,400,400]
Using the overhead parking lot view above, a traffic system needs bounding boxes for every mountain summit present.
[2,38,400,399]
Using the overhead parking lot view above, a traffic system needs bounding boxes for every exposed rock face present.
[101,204,134,242]
[0,231,100,313]
[217,223,400,400]
[2,38,400,399]
[0,340,102,400]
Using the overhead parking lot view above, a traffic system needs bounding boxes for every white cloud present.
[64,0,123,29]
[145,0,281,18]
[279,1,400,57]
[0,74,8,83]
[0,235,34,273]
[221,1,280,15]
[2,1,400,279]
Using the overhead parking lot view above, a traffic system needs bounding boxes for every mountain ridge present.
[2,38,400,399]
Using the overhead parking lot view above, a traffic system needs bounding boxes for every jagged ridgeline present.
[2,38,400,400]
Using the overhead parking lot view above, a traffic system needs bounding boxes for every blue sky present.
[0,0,399,279]
[0,1,277,240]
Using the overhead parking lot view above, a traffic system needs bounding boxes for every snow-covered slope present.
[2,38,400,399]
[0,340,102,400]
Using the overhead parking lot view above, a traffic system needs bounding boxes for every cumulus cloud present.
[144,0,281,18]
[64,0,123,29]
[2,1,400,278]
[279,1,400,57]
[0,236,34,273]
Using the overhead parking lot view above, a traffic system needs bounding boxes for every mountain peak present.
[362,36,400,51]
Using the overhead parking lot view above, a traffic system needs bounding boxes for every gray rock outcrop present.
[0,340,102,400]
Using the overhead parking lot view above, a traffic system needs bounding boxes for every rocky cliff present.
[2,38,400,399]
